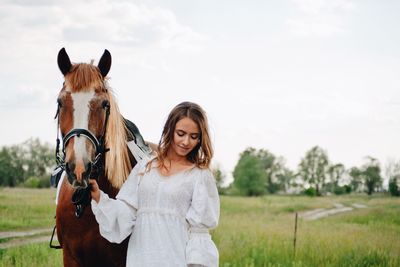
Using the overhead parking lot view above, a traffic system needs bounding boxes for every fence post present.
[293,212,298,259]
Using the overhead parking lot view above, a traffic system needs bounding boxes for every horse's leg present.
[62,248,81,267]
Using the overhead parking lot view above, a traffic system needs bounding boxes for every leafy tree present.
[326,163,346,193]
[385,159,400,196]
[0,138,54,187]
[328,163,345,187]
[388,176,400,196]
[298,146,329,196]
[349,167,363,192]
[233,148,267,196]
[0,146,25,186]
[276,167,296,194]
[257,149,286,193]
[362,157,382,195]
[349,157,383,195]
[20,138,54,179]
[212,165,226,195]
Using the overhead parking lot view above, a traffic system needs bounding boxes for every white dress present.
[91,158,220,267]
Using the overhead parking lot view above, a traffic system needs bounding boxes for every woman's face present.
[171,117,200,158]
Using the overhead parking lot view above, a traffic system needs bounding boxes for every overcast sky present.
[1,0,399,182]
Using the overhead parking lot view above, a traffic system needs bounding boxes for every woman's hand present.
[89,179,100,203]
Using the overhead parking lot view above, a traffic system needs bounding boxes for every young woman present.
[90,101,220,267]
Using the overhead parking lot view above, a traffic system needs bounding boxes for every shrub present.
[304,187,316,196]
[22,176,50,188]
[23,176,40,188]
[333,185,351,195]
[38,176,51,188]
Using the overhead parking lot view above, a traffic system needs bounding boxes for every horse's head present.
[57,48,112,189]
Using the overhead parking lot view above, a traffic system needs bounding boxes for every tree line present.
[0,138,54,188]
[219,146,400,197]
[1,139,399,197]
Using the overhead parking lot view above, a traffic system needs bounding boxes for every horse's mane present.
[66,63,103,92]
[104,87,132,189]
[66,63,132,189]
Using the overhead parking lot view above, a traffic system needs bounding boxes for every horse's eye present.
[102,100,110,109]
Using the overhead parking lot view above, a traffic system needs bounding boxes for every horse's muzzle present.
[65,161,92,189]
[72,179,89,190]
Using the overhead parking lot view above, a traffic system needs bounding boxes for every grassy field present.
[0,188,56,231]
[0,188,399,266]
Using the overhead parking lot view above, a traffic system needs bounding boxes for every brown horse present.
[54,48,149,266]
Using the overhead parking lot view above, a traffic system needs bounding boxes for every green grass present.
[0,188,399,266]
[0,187,57,231]
[214,195,400,267]
[0,242,62,267]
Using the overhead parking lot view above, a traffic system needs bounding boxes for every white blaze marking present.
[71,91,95,163]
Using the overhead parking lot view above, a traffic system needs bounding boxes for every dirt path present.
[299,203,367,220]
[0,228,52,239]
[0,235,56,249]
[0,228,57,249]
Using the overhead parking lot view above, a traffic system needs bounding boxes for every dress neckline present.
[155,165,196,180]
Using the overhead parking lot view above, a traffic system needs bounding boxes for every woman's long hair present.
[148,101,213,171]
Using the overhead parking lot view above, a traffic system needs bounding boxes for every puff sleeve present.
[185,169,220,267]
[91,158,146,243]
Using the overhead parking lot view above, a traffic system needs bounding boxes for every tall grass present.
[0,187,56,231]
[214,195,400,267]
[0,188,399,266]
[0,242,62,267]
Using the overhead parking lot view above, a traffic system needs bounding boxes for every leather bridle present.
[52,96,110,218]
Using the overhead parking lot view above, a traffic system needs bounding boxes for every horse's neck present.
[99,152,137,197]
[98,175,119,198]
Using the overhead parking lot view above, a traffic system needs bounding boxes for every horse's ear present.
[98,49,112,78]
[57,48,72,76]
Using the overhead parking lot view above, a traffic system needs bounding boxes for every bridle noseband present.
[52,95,110,218]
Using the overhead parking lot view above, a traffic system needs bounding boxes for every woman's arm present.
[89,160,143,244]
[185,169,220,267]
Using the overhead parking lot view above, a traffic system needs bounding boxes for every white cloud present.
[0,0,207,110]
[0,0,207,49]
[287,0,355,37]
[292,0,354,14]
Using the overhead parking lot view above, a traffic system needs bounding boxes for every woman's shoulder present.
[190,167,219,198]
[190,166,215,182]
[195,165,212,174]
[137,155,157,171]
